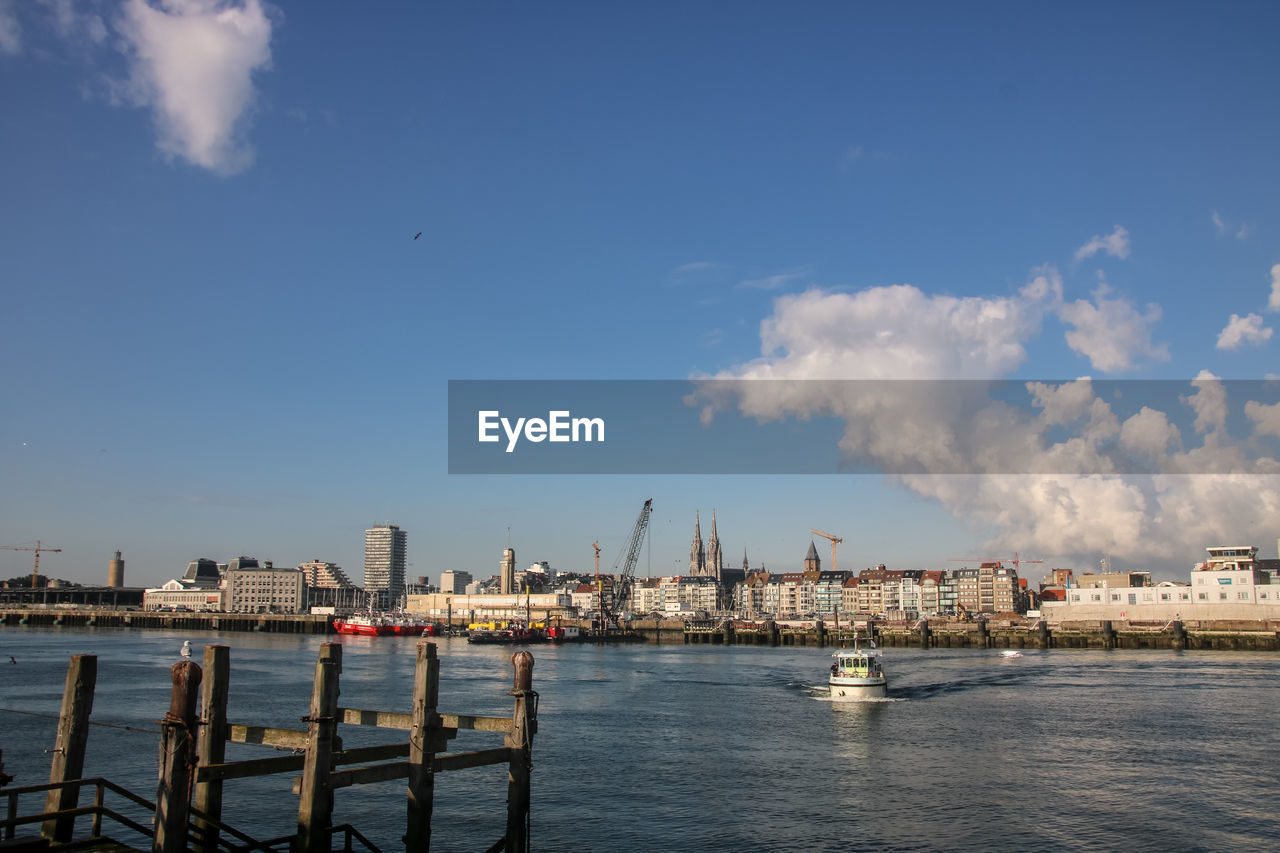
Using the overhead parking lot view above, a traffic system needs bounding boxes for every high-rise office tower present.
[364,524,407,609]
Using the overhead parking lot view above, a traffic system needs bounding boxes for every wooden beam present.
[338,708,412,729]
[296,643,342,853]
[434,747,514,773]
[288,748,515,794]
[440,713,513,733]
[197,753,306,783]
[228,724,309,749]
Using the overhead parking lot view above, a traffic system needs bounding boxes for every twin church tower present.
[688,509,748,582]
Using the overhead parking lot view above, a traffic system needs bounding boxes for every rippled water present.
[1,629,1277,851]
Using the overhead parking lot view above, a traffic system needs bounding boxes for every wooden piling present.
[295,643,342,853]
[154,659,202,853]
[193,645,230,853]
[505,652,536,853]
[42,654,97,843]
[405,641,440,851]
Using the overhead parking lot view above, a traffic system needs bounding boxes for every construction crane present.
[599,499,654,630]
[1,540,62,588]
[810,529,842,573]
[947,552,1043,572]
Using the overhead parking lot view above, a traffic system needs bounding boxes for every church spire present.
[706,508,722,580]
[689,510,705,575]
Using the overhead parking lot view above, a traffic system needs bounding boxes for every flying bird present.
[413,232,422,240]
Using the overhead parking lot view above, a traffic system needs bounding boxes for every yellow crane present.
[1,540,62,588]
[810,529,842,573]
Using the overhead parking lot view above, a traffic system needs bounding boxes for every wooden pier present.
[0,643,539,852]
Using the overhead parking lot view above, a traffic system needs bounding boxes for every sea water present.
[1,628,1277,852]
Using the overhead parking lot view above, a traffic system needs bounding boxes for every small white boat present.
[180,640,192,658]
[829,636,887,700]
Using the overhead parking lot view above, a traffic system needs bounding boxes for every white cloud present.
[713,268,1061,382]
[738,267,812,291]
[701,273,1279,572]
[116,0,276,175]
[1074,225,1131,262]
[40,0,106,43]
[1216,313,1273,350]
[1211,210,1253,241]
[1184,370,1226,436]
[1058,283,1169,372]
[1246,400,1280,438]
[1269,264,1280,312]
[0,0,20,55]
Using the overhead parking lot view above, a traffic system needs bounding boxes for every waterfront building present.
[813,571,851,615]
[993,565,1020,613]
[632,577,662,614]
[225,565,306,614]
[655,575,720,616]
[364,524,407,610]
[855,567,888,614]
[299,560,353,588]
[183,558,222,588]
[144,578,225,611]
[841,575,859,614]
[439,570,473,595]
[500,547,516,594]
[407,590,571,624]
[1076,570,1152,589]
[919,570,942,615]
[1045,544,1280,622]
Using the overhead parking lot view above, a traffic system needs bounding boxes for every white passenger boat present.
[828,637,887,700]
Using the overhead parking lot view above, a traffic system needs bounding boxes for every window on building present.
[1198,593,1207,600]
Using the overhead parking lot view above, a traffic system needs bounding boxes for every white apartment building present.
[225,566,306,614]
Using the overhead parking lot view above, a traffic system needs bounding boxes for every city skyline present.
[3,2,1279,586]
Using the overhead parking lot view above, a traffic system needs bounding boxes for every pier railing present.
[3,643,538,853]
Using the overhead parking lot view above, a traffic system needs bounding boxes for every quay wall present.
[681,618,1280,651]
[0,607,332,634]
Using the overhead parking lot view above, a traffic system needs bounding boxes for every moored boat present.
[828,636,888,700]
[333,614,394,636]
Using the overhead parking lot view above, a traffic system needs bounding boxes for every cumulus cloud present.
[1246,400,1280,438]
[0,0,20,54]
[1270,264,1280,312]
[700,270,1279,573]
[1216,313,1273,350]
[116,0,275,175]
[1074,225,1131,262]
[1059,283,1169,372]
[714,268,1061,383]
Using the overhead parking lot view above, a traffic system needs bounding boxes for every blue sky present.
[2,1,1279,587]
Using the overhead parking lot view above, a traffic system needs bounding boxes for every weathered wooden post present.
[1101,620,1116,650]
[1170,620,1186,651]
[815,620,827,648]
[193,645,230,853]
[295,643,342,853]
[976,619,989,649]
[918,620,931,650]
[1037,620,1051,650]
[405,641,441,851]
[154,659,202,853]
[42,654,97,843]
[504,652,536,853]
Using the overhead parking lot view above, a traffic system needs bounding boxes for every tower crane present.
[1,540,62,588]
[947,552,1043,573]
[810,529,842,573]
[599,499,654,630]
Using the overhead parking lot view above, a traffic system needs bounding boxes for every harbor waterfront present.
[5,609,1280,651]
[1,628,1278,851]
